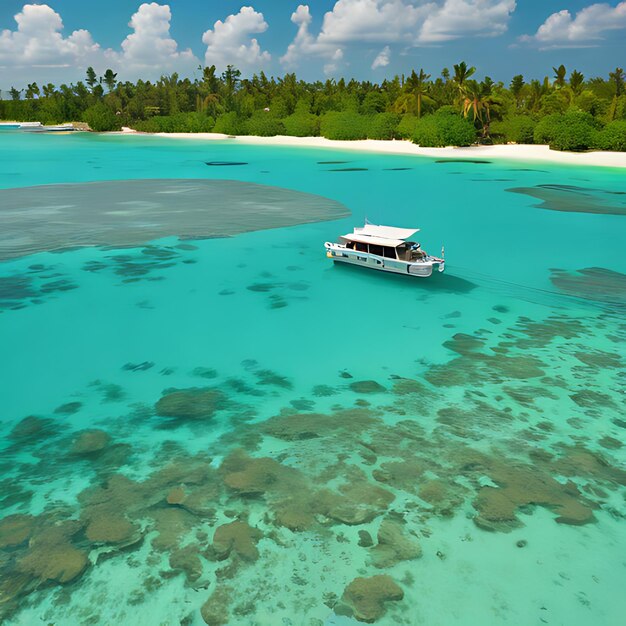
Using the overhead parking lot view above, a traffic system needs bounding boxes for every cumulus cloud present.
[116,2,197,71]
[202,6,271,72]
[281,1,517,72]
[317,0,429,44]
[371,46,391,69]
[280,4,344,73]
[0,2,199,85]
[0,3,100,68]
[419,0,517,43]
[520,1,626,48]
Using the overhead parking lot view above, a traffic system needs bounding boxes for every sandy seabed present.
[116,128,626,169]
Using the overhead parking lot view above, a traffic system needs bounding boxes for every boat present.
[324,223,445,277]
[21,123,76,133]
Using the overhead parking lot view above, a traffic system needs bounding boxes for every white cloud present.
[281,1,517,72]
[324,48,345,75]
[280,4,344,73]
[202,6,271,72]
[520,2,626,48]
[116,2,197,71]
[317,0,430,44]
[0,2,199,85]
[419,0,517,43]
[371,45,391,69]
[0,3,100,68]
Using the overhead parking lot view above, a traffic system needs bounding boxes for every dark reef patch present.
[0,179,349,261]
[435,159,492,164]
[550,267,626,307]
[155,387,227,421]
[327,168,369,172]
[54,402,82,415]
[83,245,192,282]
[0,267,78,313]
[122,361,154,372]
[204,161,248,166]
[507,184,626,215]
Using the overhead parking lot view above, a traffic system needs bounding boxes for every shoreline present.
[114,129,626,168]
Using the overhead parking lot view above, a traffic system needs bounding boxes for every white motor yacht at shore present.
[0,122,76,132]
[324,223,445,277]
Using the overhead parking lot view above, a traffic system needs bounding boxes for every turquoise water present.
[0,132,624,626]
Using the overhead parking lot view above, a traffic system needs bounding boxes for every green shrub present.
[244,111,285,136]
[533,113,562,144]
[490,116,536,144]
[361,92,387,114]
[615,95,626,120]
[411,116,440,146]
[534,111,599,151]
[593,120,626,151]
[366,113,400,139]
[550,118,594,151]
[320,112,368,140]
[574,91,605,116]
[132,112,214,133]
[412,109,476,147]
[539,91,569,115]
[212,112,246,135]
[282,112,319,137]
[178,112,214,132]
[396,115,419,140]
[82,103,121,132]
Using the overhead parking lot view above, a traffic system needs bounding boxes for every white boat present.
[21,123,76,132]
[324,223,445,277]
[0,122,40,129]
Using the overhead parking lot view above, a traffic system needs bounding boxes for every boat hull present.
[325,244,443,277]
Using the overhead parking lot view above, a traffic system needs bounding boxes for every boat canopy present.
[354,224,419,240]
[342,233,405,247]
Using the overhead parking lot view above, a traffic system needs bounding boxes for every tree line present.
[1,62,625,151]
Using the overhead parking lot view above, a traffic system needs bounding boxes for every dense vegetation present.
[2,63,626,151]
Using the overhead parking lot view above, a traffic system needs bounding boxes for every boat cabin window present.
[346,241,355,249]
[369,244,383,256]
[355,242,367,252]
[383,246,397,259]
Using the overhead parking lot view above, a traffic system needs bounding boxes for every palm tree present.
[85,66,98,91]
[222,65,241,110]
[25,82,40,99]
[553,64,567,89]
[606,67,625,120]
[461,80,486,121]
[461,79,500,140]
[609,67,624,97]
[42,83,56,98]
[510,74,524,109]
[527,78,550,113]
[569,70,585,96]
[453,62,476,92]
[405,69,434,118]
[103,69,118,93]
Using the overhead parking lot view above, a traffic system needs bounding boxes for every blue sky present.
[1,1,625,90]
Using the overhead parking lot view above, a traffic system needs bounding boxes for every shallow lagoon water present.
[0,132,624,626]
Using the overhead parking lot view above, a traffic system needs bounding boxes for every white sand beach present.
[117,129,626,168]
